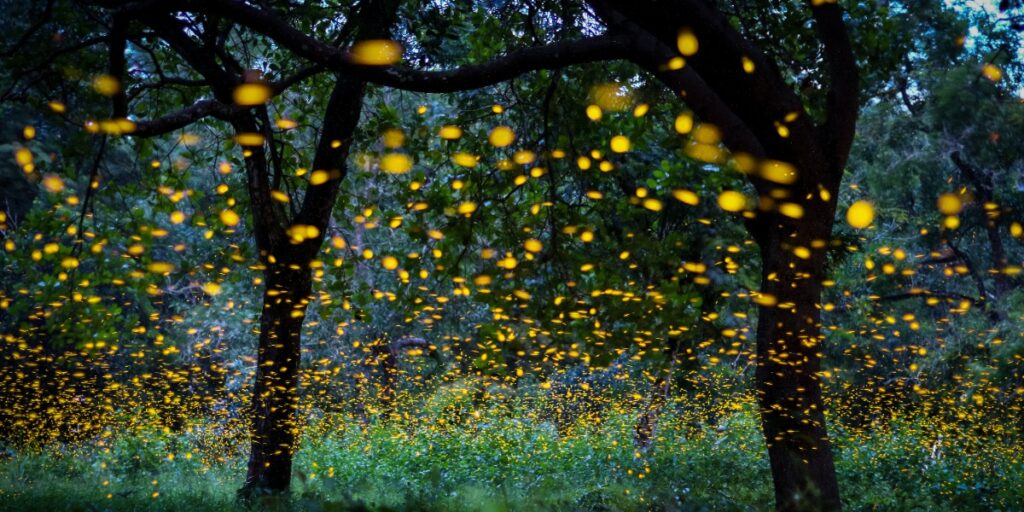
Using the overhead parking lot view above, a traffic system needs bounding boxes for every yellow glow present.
[677,29,699,56]
[846,200,875,229]
[92,74,120,96]
[642,198,663,212]
[452,153,478,168]
[350,39,403,65]
[672,189,699,206]
[457,201,477,215]
[381,153,413,174]
[234,133,265,146]
[717,191,746,212]
[220,209,241,227]
[936,193,962,215]
[489,126,515,147]
[382,129,405,148]
[610,135,631,153]
[674,113,694,135]
[981,63,1002,82]
[439,125,463,140]
[741,56,756,73]
[233,83,272,106]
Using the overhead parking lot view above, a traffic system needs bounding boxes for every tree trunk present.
[240,257,312,496]
[951,151,1009,297]
[634,376,669,450]
[584,0,856,506]
[235,1,398,496]
[371,338,398,420]
[753,211,842,511]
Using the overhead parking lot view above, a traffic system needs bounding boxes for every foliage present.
[1,0,1023,508]
[2,398,1022,511]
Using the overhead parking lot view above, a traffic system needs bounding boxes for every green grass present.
[1,404,1021,511]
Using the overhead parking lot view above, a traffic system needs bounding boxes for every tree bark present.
[238,0,399,496]
[753,208,842,511]
[587,1,854,507]
[240,257,311,493]
[238,77,366,497]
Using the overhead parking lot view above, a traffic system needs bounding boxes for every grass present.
[1,398,1021,512]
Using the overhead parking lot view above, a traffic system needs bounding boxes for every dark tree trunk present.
[753,208,842,511]
[634,377,669,450]
[371,339,398,419]
[240,258,312,494]
[586,0,855,506]
[237,1,399,496]
[951,151,1010,297]
[235,76,368,499]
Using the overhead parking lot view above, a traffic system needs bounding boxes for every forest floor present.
[1,400,1021,511]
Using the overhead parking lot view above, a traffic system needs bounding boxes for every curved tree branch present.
[131,99,237,137]
[809,0,860,176]
[591,0,819,169]
[110,0,633,92]
[129,67,324,137]
[950,150,1009,296]
[622,20,766,159]
[361,33,634,92]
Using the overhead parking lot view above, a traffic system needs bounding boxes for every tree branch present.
[113,0,632,93]
[947,239,988,304]
[364,33,633,92]
[129,66,324,137]
[950,151,1010,295]
[0,0,55,58]
[624,22,766,159]
[71,135,108,257]
[130,99,237,137]
[808,0,860,176]
[591,0,820,174]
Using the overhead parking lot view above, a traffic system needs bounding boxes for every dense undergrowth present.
[2,395,1020,512]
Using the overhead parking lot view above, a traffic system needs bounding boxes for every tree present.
[82,0,401,496]
[829,19,1024,425]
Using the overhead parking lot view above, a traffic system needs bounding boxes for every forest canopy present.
[1,0,1023,511]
